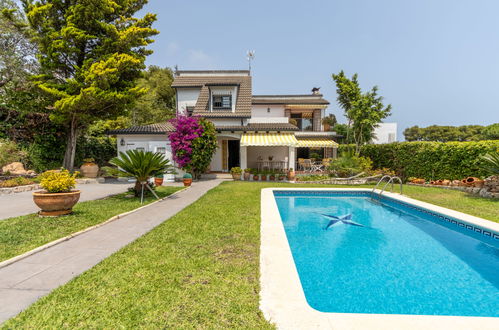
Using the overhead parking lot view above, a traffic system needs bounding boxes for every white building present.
[372,123,397,144]
[109,70,340,175]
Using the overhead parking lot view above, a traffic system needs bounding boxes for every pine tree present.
[22,0,158,169]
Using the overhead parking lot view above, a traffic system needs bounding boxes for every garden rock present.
[2,162,27,175]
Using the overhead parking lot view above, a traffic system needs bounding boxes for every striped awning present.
[240,133,298,147]
[296,138,339,148]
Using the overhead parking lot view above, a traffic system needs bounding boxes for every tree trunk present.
[63,115,78,170]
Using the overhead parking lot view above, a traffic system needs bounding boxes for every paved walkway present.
[0,182,136,220]
[0,179,223,323]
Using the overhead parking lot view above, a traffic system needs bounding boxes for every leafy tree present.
[332,71,391,154]
[482,123,499,140]
[189,118,217,179]
[403,124,492,142]
[22,0,159,170]
[131,66,175,125]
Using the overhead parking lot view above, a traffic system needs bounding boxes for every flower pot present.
[269,175,276,181]
[278,176,285,181]
[253,175,259,181]
[232,173,241,180]
[243,172,250,181]
[80,162,99,178]
[261,175,267,181]
[33,190,81,216]
[154,177,164,186]
[288,171,295,181]
[183,178,192,187]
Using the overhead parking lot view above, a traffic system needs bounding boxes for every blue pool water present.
[274,191,499,316]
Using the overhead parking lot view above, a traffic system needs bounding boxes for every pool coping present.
[260,188,499,330]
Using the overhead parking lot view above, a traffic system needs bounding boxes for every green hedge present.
[339,141,499,180]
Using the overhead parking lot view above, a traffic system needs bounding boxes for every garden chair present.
[302,159,312,172]
[297,158,305,171]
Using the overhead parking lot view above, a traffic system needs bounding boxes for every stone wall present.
[408,176,499,199]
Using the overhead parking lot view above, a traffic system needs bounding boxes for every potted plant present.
[288,168,296,181]
[243,168,251,181]
[183,173,193,187]
[253,169,260,181]
[322,114,337,131]
[32,169,80,216]
[80,158,99,178]
[261,170,268,181]
[278,172,286,181]
[154,174,164,186]
[269,170,276,181]
[230,167,242,180]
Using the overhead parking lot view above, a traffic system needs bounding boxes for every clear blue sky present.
[141,0,499,138]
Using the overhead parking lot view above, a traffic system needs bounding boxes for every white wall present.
[211,138,224,172]
[251,105,285,118]
[177,88,201,115]
[246,146,289,169]
[372,123,398,144]
[210,118,244,126]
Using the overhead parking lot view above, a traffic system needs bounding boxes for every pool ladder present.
[371,175,403,200]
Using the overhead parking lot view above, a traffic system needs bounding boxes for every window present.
[135,147,145,152]
[212,95,231,110]
[290,113,314,131]
[156,147,166,154]
[186,106,194,117]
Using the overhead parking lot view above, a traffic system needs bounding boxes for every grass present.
[3,182,498,328]
[0,186,183,262]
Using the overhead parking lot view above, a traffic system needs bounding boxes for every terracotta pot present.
[261,175,267,181]
[451,180,461,186]
[183,178,192,187]
[430,181,436,185]
[80,162,99,178]
[269,175,276,181]
[33,190,81,216]
[278,176,285,181]
[154,177,164,186]
[288,171,296,181]
[232,173,241,180]
[465,177,481,187]
[243,172,250,181]
[442,179,450,186]
[253,175,259,181]
[411,178,425,184]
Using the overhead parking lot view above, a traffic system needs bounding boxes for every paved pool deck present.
[0,179,223,323]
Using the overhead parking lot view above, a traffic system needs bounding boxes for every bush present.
[0,177,35,188]
[76,136,117,167]
[339,140,499,180]
[39,169,77,193]
[0,139,27,168]
[328,153,372,177]
[230,167,242,174]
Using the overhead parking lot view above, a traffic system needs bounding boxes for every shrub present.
[39,169,77,193]
[0,139,27,168]
[328,153,372,177]
[340,140,499,180]
[480,151,499,175]
[183,173,192,179]
[230,167,242,174]
[0,177,35,188]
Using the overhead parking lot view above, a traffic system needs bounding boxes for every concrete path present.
[0,182,135,220]
[0,179,223,323]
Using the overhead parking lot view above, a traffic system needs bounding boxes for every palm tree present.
[480,151,499,176]
[110,150,176,196]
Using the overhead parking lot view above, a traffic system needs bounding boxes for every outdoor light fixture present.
[120,138,125,146]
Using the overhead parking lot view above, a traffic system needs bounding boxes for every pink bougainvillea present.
[168,116,204,169]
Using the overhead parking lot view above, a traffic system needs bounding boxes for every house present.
[372,123,397,144]
[109,70,339,175]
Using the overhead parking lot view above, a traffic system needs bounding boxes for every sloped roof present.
[215,123,298,132]
[107,122,174,135]
[252,94,329,105]
[172,73,252,118]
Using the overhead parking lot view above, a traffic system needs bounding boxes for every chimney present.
[311,87,321,95]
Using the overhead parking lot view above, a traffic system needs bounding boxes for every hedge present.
[339,141,499,180]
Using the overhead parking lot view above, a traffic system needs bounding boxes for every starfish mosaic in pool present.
[321,213,365,230]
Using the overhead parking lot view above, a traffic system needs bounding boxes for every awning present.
[296,138,339,148]
[240,133,298,147]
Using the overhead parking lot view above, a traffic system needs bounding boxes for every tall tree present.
[332,71,391,154]
[132,65,176,125]
[22,0,158,169]
[403,124,492,142]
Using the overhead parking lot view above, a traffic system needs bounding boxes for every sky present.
[140,0,499,139]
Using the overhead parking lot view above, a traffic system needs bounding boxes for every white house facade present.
[109,70,339,175]
[372,123,398,144]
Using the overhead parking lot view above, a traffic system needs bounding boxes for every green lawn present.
[3,182,498,328]
[0,186,183,262]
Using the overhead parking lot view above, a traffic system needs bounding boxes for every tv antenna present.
[247,50,255,72]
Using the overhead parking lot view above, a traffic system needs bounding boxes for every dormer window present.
[212,94,232,110]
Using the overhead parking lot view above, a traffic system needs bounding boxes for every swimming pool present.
[260,188,499,328]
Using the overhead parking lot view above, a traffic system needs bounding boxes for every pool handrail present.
[372,175,403,199]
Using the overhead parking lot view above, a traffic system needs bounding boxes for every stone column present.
[240,145,247,170]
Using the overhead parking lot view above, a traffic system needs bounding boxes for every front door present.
[227,140,240,169]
